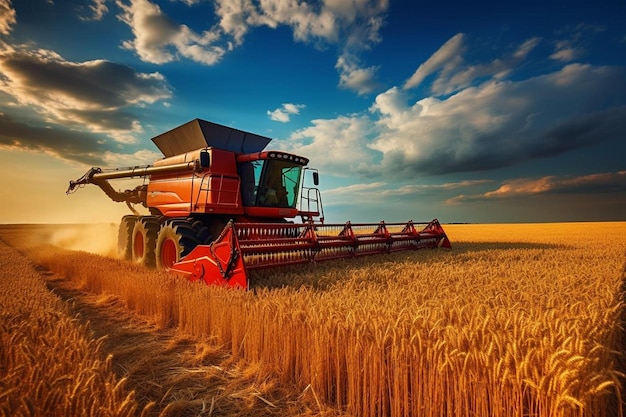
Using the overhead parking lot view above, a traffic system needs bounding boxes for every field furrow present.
[0,229,333,417]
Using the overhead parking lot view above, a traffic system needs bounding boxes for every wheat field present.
[1,222,625,417]
[0,232,146,417]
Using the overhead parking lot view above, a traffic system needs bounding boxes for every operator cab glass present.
[239,159,303,208]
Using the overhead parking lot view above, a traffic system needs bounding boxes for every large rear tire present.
[117,215,138,260]
[131,216,160,268]
[155,217,216,270]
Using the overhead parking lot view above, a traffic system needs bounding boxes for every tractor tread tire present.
[131,216,160,268]
[155,218,202,269]
[118,215,138,261]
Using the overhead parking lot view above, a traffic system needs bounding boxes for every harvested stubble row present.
[4,222,626,417]
[0,237,147,417]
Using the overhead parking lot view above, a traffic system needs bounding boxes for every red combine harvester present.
[68,119,450,289]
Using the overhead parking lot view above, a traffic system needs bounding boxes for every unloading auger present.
[68,118,451,289]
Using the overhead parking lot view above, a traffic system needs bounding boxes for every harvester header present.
[67,118,450,289]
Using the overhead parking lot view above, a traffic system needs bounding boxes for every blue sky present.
[0,0,625,224]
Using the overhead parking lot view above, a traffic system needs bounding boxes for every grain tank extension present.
[67,118,450,289]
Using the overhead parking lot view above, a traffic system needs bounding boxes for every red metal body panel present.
[145,147,302,219]
[170,225,249,289]
[147,148,239,217]
[169,219,451,289]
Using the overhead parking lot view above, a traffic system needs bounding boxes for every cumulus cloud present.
[0,0,15,35]
[447,171,626,204]
[116,0,227,65]
[336,54,380,95]
[287,47,626,182]
[115,0,388,93]
[284,115,379,177]
[267,103,305,122]
[0,42,171,142]
[370,63,626,177]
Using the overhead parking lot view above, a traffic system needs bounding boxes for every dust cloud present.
[46,223,119,258]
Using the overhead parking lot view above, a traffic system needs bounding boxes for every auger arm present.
[67,160,200,209]
[67,167,149,212]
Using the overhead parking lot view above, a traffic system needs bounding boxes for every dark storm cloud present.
[529,107,626,159]
[3,55,160,107]
[0,42,171,142]
[0,113,161,167]
[62,108,143,131]
[0,113,109,166]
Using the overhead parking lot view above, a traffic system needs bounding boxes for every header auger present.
[68,118,450,289]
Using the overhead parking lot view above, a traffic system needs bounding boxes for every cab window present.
[256,160,302,208]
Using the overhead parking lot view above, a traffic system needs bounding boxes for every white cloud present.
[115,0,388,93]
[213,0,261,45]
[116,0,227,65]
[438,36,541,90]
[284,115,379,177]
[336,54,380,95]
[549,24,606,63]
[404,33,465,90]
[267,102,305,122]
[257,0,339,43]
[325,179,490,200]
[0,0,16,35]
[81,0,109,21]
[404,34,541,95]
[102,148,162,166]
[323,181,387,199]
[550,40,581,62]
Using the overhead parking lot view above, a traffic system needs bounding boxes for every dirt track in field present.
[0,232,329,417]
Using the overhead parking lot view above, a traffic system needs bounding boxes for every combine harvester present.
[68,119,450,289]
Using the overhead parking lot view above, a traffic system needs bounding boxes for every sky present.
[0,0,625,224]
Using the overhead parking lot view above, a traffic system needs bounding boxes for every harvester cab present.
[68,118,450,289]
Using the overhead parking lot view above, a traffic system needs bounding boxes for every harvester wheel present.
[155,218,209,270]
[131,216,159,268]
[117,215,138,260]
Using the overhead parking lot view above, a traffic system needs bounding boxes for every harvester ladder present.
[194,173,241,210]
